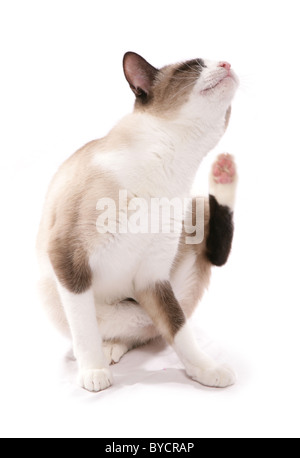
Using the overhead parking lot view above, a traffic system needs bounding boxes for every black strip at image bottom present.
[100,439,203,456]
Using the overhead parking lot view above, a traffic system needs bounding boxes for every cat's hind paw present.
[209,153,238,210]
[188,363,236,388]
[103,341,129,365]
[212,153,236,184]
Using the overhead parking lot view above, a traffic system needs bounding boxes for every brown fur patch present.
[134,58,204,116]
[172,58,206,77]
[135,281,186,343]
[48,193,93,295]
[39,139,121,295]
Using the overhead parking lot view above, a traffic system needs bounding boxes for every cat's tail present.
[206,154,238,267]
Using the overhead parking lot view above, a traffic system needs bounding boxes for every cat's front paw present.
[188,363,236,388]
[79,368,113,392]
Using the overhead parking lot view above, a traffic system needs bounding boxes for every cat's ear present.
[123,52,158,99]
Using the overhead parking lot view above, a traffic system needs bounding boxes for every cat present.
[37,52,239,392]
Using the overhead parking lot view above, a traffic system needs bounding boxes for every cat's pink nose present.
[219,61,231,72]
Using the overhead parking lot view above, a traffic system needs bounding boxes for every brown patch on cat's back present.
[45,141,121,295]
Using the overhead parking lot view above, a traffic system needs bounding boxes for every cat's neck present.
[104,111,225,198]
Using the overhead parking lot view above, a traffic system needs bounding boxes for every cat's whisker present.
[169,80,199,102]
[236,73,256,96]
[170,76,202,82]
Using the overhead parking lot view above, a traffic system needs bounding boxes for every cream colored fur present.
[37,54,239,391]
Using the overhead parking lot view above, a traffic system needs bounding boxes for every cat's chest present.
[95,132,201,200]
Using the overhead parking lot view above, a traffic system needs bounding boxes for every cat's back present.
[36,137,118,257]
[47,138,106,201]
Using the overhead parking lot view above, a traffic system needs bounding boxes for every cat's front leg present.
[136,281,235,388]
[57,285,113,392]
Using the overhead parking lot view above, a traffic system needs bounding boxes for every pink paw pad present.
[212,154,236,184]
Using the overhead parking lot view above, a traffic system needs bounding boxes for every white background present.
[1,0,300,438]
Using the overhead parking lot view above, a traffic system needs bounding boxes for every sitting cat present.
[37,52,239,392]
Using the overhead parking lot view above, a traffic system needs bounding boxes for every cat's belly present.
[90,231,181,305]
[92,250,200,345]
[90,231,180,344]
[95,300,158,344]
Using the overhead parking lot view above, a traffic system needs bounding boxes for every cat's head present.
[123,52,239,129]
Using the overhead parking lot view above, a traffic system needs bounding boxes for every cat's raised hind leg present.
[207,153,237,266]
[136,281,236,388]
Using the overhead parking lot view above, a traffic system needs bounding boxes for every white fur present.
[171,252,198,303]
[38,57,239,391]
[96,301,156,343]
[173,323,236,388]
[103,341,130,365]
[94,112,216,199]
[88,65,236,318]
[56,284,113,391]
[209,171,238,210]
